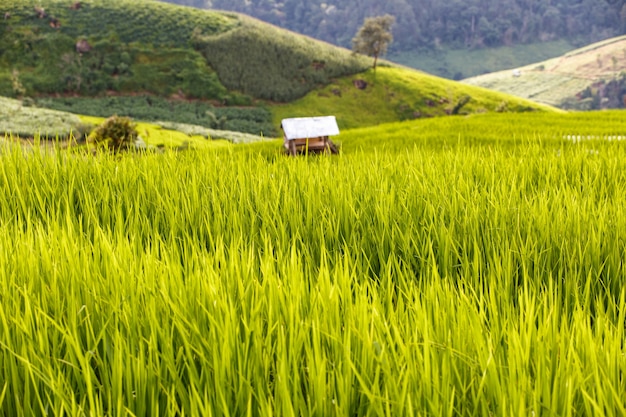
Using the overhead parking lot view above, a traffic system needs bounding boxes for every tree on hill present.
[352,15,395,70]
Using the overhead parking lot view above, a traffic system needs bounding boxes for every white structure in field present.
[281,116,340,155]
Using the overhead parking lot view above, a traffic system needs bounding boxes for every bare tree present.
[352,14,395,70]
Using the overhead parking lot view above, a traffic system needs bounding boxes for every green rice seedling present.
[0,112,625,416]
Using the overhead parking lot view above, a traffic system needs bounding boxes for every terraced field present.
[463,36,626,108]
[1,111,625,416]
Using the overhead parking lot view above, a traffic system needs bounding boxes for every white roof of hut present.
[281,116,339,141]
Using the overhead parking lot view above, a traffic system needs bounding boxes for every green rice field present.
[1,112,625,416]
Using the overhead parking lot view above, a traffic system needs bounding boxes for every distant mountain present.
[161,0,626,53]
[462,36,626,110]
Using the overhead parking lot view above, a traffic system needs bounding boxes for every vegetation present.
[0,0,367,104]
[0,96,82,139]
[88,115,139,152]
[35,96,277,137]
[337,110,626,151]
[0,0,583,144]
[271,66,556,131]
[388,40,575,80]
[0,99,265,150]
[352,15,395,70]
[463,35,626,110]
[163,0,626,55]
[191,14,369,102]
[151,121,271,144]
[0,0,237,99]
[0,111,625,415]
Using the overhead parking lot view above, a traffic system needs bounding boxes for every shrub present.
[88,115,139,151]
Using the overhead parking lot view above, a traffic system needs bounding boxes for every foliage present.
[0,0,371,106]
[191,15,370,101]
[561,72,626,110]
[0,96,82,139]
[162,0,625,54]
[81,115,239,149]
[352,15,395,69]
[36,96,276,136]
[337,110,626,152]
[0,0,235,98]
[0,0,236,47]
[153,121,269,144]
[0,112,625,415]
[271,66,555,131]
[88,115,139,151]
[0,97,247,150]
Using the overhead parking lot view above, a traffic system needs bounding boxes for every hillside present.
[388,40,575,80]
[1,0,555,141]
[0,96,82,139]
[0,96,265,148]
[162,0,624,55]
[463,36,626,110]
[0,0,369,102]
[272,66,557,131]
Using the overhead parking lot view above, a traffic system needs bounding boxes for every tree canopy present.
[352,15,395,69]
[162,0,626,52]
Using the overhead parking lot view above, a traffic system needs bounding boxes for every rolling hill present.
[1,0,556,142]
[463,36,626,110]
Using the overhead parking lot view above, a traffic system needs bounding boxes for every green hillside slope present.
[463,36,626,110]
[273,66,558,131]
[1,0,556,139]
[0,96,82,139]
[0,0,235,99]
[0,95,267,148]
[0,0,368,102]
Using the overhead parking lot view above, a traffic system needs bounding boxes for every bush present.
[88,115,139,151]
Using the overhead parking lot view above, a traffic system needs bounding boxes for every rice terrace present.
[1,0,625,416]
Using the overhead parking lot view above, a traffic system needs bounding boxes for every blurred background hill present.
[162,0,626,79]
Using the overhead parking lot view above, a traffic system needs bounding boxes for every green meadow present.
[271,67,554,131]
[1,111,625,416]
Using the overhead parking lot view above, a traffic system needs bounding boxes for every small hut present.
[281,116,339,156]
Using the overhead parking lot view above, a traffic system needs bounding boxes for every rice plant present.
[0,113,624,416]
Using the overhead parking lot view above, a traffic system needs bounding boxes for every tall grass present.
[0,115,625,415]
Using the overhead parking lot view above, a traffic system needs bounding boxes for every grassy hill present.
[1,0,556,142]
[0,0,367,102]
[463,36,626,110]
[272,66,557,131]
